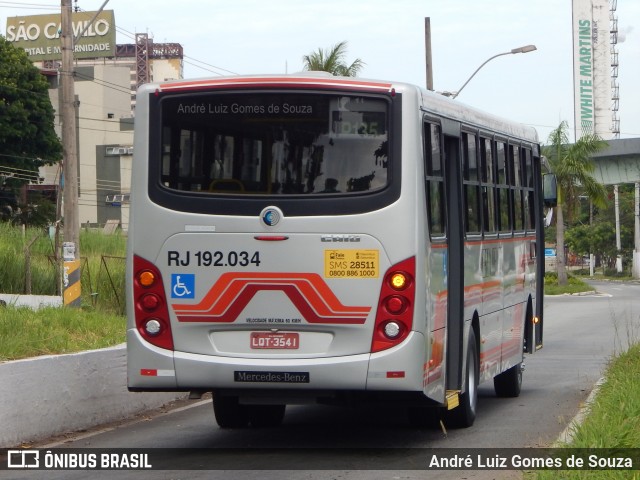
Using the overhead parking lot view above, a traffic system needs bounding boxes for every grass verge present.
[0,223,126,314]
[0,306,125,362]
[544,272,594,296]
[531,342,640,479]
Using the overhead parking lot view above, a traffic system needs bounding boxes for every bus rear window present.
[158,93,389,196]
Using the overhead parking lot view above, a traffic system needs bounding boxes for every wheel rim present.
[468,345,477,412]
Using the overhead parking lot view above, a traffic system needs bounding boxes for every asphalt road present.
[4,280,638,480]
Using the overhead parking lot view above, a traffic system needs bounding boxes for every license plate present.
[250,332,299,349]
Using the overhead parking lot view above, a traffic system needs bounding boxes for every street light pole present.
[451,44,537,99]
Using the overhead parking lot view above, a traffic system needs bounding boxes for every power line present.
[1,155,135,176]
[0,2,58,11]
[0,153,59,165]
[0,172,127,197]
[0,80,54,99]
[183,55,239,76]
[0,1,58,6]
[74,6,240,77]
[0,80,134,125]
[0,99,134,135]
[0,171,40,182]
[73,70,133,95]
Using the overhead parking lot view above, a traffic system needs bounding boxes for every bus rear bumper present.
[173,351,371,390]
[128,329,427,394]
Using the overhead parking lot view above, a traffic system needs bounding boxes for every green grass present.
[566,344,640,449]
[0,306,126,362]
[0,223,127,361]
[0,223,126,313]
[544,272,594,296]
[0,223,58,295]
[531,343,640,480]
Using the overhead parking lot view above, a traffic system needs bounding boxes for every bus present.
[126,73,556,429]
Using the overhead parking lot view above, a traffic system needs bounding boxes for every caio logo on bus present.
[320,235,361,243]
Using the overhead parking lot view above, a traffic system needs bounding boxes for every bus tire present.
[494,363,523,397]
[213,395,249,428]
[445,328,478,428]
[247,404,286,427]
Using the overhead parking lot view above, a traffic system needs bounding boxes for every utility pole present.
[61,0,79,256]
[425,17,434,91]
[614,185,622,273]
[635,183,640,278]
[60,0,81,306]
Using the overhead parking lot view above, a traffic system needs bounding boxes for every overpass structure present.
[592,138,640,185]
[591,138,640,278]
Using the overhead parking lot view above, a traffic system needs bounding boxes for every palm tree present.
[302,41,365,77]
[542,121,608,285]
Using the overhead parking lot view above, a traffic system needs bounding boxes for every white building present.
[38,38,183,230]
[572,0,619,141]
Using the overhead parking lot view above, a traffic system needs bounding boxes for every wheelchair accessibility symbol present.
[171,274,195,299]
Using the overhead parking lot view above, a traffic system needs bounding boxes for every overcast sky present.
[2,0,639,143]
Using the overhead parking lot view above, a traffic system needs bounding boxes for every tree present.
[302,41,365,77]
[542,121,607,285]
[0,36,62,194]
[566,184,636,274]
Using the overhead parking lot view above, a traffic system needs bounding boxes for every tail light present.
[371,256,415,353]
[133,255,174,350]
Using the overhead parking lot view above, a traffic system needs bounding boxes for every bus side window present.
[496,140,512,234]
[523,148,536,231]
[511,145,525,233]
[480,137,497,234]
[424,122,446,238]
[462,131,481,235]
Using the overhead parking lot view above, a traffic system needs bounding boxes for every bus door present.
[530,149,546,352]
[441,121,465,395]
[424,121,449,396]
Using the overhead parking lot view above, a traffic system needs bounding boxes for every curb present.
[544,290,598,297]
[0,294,62,310]
[0,344,185,448]
[555,377,605,446]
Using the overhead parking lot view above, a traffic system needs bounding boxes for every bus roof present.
[417,86,539,143]
[154,73,394,94]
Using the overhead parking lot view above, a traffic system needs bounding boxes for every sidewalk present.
[0,344,185,448]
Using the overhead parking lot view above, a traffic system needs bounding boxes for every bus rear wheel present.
[494,363,523,397]
[445,328,479,428]
[213,395,249,428]
[494,315,525,397]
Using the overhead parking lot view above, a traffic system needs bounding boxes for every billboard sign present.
[572,0,612,140]
[5,10,116,61]
[572,1,595,138]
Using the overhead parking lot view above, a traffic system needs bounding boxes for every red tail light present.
[133,255,174,350]
[371,256,415,353]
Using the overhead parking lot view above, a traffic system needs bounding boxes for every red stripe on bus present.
[173,272,370,324]
[158,76,393,93]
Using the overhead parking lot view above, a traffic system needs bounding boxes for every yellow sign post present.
[63,242,81,307]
